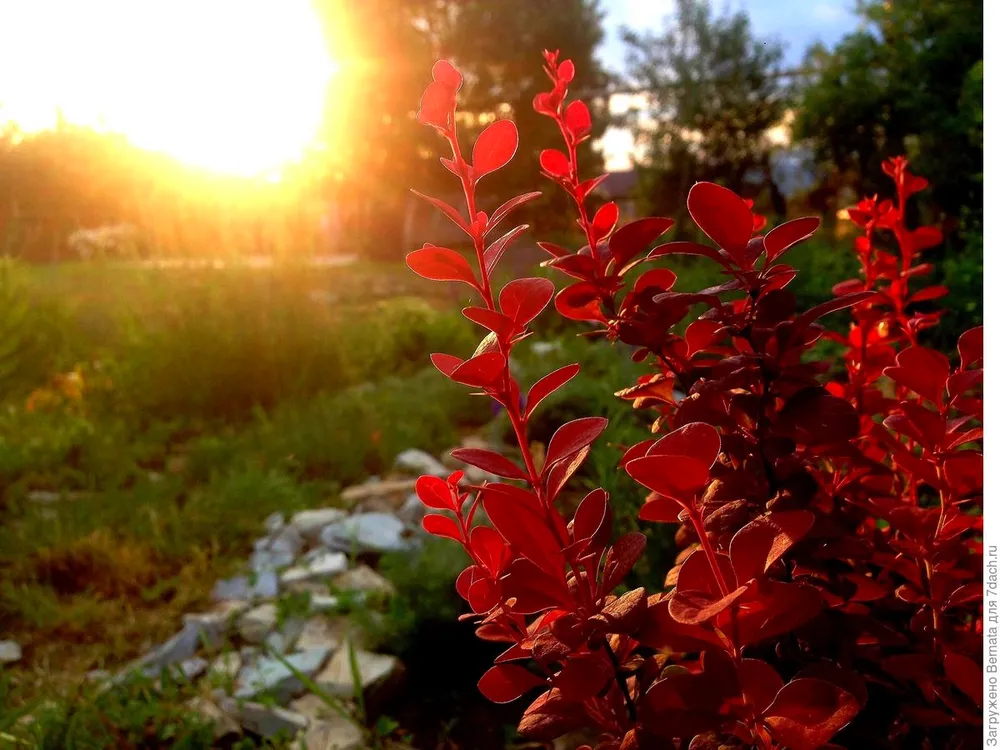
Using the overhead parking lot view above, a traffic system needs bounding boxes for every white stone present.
[319,513,410,554]
[305,720,365,750]
[309,594,348,614]
[295,616,347,652]
[291,508,348,541]
[237,603,278,644]
[212,570,279,602]
[339,478,415,505]
[250,548,296,573]
[291,695,365,750]
[187,697,241,740]
[207,652,242,682]
[263,512,285,535]
[270,524,305,557]
[264,617,306,655]
[219,698,309,738]
[177,657,207,681]
[393,449,449,477]
[281,551,349,586]
[0,640,21,664]
[332,565,395,596]
[313,648,401,698]
[182,600,248,641]
[529,340,561,356]
[233,646,333,702]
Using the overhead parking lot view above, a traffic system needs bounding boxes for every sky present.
[0,0,862,176]
[596,0,861,169]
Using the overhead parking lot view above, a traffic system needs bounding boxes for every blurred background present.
[0,1,983,748]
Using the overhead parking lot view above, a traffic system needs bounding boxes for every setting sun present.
[0,0,336,177]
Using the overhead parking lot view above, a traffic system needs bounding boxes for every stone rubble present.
[107,442,492,745]
[0,640,22,664]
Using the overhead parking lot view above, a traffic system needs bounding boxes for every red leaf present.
[908,285,948,303]
[685,319,723,355]
[429,352,462,377]
[478,664,545,704]
[609,217,675,267]
[554,653,613,701]
[910,226,943,252]
[797,292,875,330]
[414,475,454,511]
[669,585,748,625]
[554,282,606,322]
[417,81,452,130]
[570,488,611,549]
[626,454,712,501]
[540,149,571,178]
[739,659,785,712]
[544,446,590,501]
[525,363,580,418]
[462,307,515,340]
[537,241,572,259]
[687,182,754,261]
[592,202,619,240]
[468,577,502,613]
[775,389,859,445]
[483,493,565,574]
[764,678,860,750]
[543,417,608,473]
[634,268,677,294]
[518,688,590,741]
[648,422,720,466]
[503,557,573,613]
[470,525,509,575]
[484,224,529,276]
[944,651,983,706]
[431,59,462,91]
[410,190,469,235]
[729,510,815,585]
[647,240,728,265]
[942,452,983,496]
[564,100,591,139]
[422,514,463,542]
[472,120,518,178]
[449,352,506,387]
[499,277,555,327]
[406,245,478,287]
[884,346,951,407]
[601,532,646,594]
[959,326,983,370]
[451,447,527,480]
[638,497,682,523]
[488,192,542,233]
[763,216,820,261]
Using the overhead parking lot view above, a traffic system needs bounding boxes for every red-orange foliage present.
[406,53,983,749]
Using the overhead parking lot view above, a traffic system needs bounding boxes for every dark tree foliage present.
[621,0,788,222]
[795,0,983,231]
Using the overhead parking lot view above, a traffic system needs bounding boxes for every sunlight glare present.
[0,0,336,176]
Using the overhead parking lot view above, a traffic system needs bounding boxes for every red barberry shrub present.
[406,52,983,750]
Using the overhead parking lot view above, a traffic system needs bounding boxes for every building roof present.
[597,170,639,199]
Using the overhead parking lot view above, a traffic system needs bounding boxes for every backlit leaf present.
[472,120,518,178]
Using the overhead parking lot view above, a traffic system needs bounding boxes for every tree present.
[621,0,788,221]
[446,0,608,231]
[310,0,609,251]
[795,0,983,232]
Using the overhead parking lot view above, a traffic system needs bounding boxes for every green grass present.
[0,259,494,745]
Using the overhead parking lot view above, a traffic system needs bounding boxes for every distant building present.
[593,169,640,221]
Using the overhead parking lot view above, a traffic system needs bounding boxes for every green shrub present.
[0,671,215,750]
